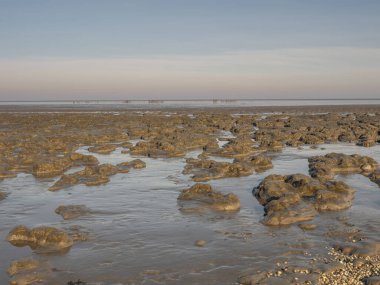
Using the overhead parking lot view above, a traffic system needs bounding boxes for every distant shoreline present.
[1,103,379,113]
[0,98,379,103]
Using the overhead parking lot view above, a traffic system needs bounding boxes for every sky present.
[0,0,379,100]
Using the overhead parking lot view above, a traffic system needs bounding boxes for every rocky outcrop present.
[7,225,73,252]
[253,174,355,226]
[178,183,240,212]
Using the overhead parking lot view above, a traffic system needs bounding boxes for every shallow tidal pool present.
[1,143,380,284]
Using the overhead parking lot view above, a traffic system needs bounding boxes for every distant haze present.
[0,0,379,100]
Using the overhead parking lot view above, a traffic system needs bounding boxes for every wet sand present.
[1,105,380,285]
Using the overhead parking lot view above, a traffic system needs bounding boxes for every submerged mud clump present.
[8,258,52,285]
[55,205,91,220]
[309,152,379,181]
[48,164,118,191]
[88,144,117,154]
[49,160,145,191]
[116,158,146,173]
[178,183,240,212]
[7,225,73,252]
[0,191,7,201]
[183,158,254,182]
[253,174,355,225]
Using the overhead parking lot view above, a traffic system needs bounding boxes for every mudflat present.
[1,105,380,285]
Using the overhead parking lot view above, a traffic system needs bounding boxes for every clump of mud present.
[178,183,240,212]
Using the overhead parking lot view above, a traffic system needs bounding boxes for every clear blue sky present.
[0,0,379,100]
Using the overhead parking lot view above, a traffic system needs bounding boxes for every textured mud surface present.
[0,106,380,284]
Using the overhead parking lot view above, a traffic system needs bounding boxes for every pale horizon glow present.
[1,47,379,100]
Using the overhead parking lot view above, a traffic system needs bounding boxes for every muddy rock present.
[32,158,72,178]
[7,225,73,252]
[209,135,257,158]
[69,153,99,166]
[183,158,253,182]
[48,174,80,191]
[49,163,118,191]
[55,205,90,220]
[88,144,117,154]
[67,225,90,242]
[254,174,355,225]
[130,139,186,157]
[314,180,355,212]
[178,183,240,212]
[234,154,273,172]
[117,159,146,172]
[309,153,378,181]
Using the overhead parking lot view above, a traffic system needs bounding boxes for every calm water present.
[0,143,380,284]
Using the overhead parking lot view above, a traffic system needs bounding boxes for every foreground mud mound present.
[7,225,73,252]
[254,174,355,226]
[178,183,240,212]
